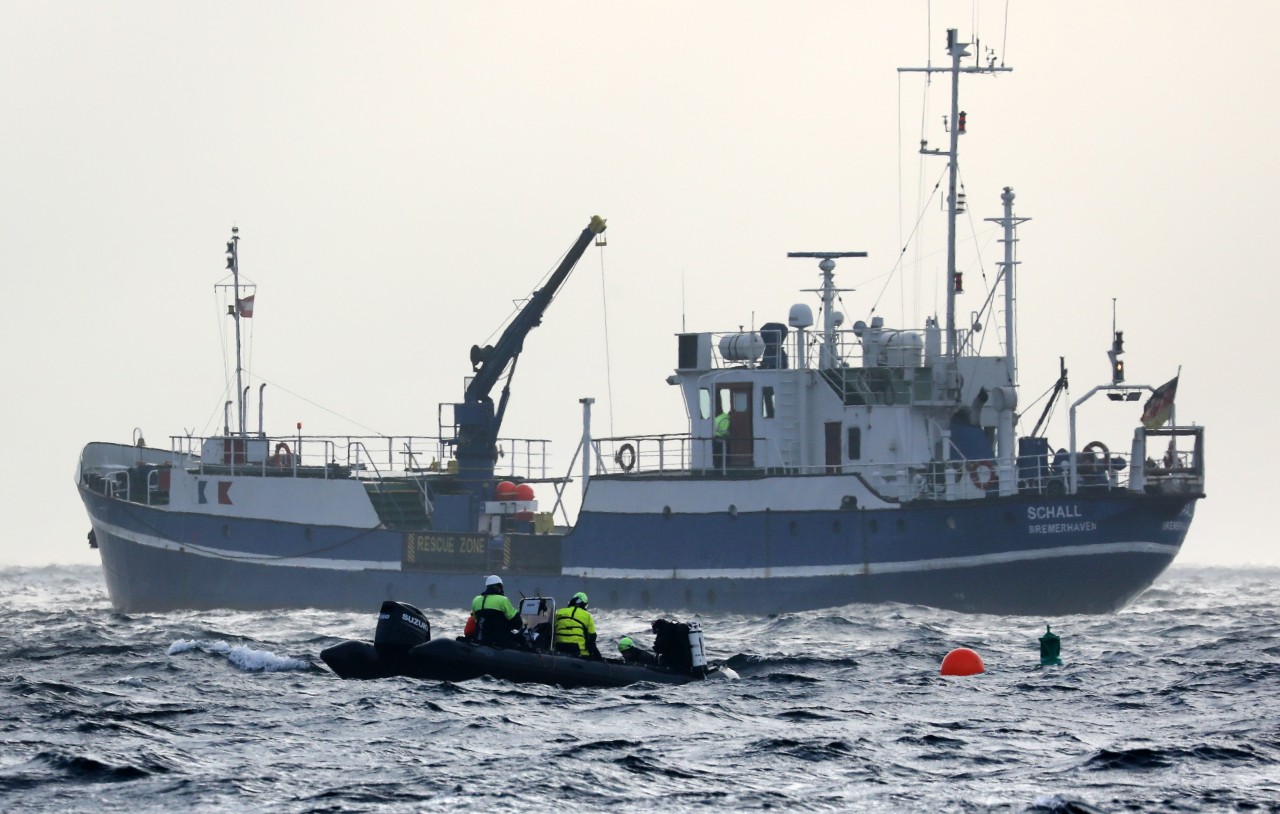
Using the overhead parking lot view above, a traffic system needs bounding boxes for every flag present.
[236,295,255,318]
[1140,375,1178,429]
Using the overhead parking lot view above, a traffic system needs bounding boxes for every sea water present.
[1,564,1277,813]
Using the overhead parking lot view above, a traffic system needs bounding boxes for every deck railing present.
[588,432,1166,503]
[167,434,555,481]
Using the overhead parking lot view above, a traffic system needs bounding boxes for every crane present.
[452,216,607,500]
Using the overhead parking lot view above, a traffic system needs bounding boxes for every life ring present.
[967,459,996,490]
[270,442,293,467]
[1081,440,1109,474]
[1082,440,1109,459]
[615,443,636,473]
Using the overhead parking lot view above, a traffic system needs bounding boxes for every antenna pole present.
[227,227,245,437]
[943,32,964,359]
[985,187,1030,388]
[787,251,867,371]
[900,29,1012,365]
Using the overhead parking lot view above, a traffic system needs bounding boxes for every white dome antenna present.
[787,303,814,329]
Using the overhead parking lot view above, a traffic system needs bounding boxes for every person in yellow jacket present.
[553,592,601,659]
[713,408,730,470]
[471,574,522,648]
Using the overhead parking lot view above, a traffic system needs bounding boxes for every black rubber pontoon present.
[319,599,717,688]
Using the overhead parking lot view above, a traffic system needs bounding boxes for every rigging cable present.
[1016,379,1061,435]
[917,24,934,325]
[212,286,231,436]
[897,71,904,327]
[478,249,569,348]
[1001,0,1010,68]
[249,374,386,437]
[597,244,616,437]
[868,164,948,319]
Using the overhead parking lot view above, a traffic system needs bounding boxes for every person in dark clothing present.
[470,574,522,648]
[617,636,658,666]
[651,618,693,671]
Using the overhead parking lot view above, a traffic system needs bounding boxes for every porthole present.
[946,517,957,530]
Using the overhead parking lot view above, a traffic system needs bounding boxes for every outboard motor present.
[374,600,431,656]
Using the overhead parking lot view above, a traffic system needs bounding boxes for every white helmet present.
[485,574,503,588]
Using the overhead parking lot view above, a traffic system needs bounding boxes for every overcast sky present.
[2,2,1276,569]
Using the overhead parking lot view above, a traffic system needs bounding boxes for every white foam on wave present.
[226,645,310,672]
[167,638,311,672]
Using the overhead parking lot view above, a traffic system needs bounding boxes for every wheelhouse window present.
[761,386,775,419]
[699,387,712,420]
[847,427,862,460]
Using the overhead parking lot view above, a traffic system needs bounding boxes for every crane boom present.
[464,215,607,404]
[452,216,606,499]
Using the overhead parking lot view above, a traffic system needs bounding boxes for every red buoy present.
[495,481,517,499]
[940,647,985,676]
[514,483,535,501]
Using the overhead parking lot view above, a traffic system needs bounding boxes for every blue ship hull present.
[80,481,1195,616]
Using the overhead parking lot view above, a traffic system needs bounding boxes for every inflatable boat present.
[320,598,722,688]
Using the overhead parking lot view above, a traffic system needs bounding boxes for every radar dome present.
[788,303,814,329]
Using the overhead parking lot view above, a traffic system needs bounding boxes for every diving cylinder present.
[687,621,707,669]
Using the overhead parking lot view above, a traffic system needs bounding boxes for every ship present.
[76,30,1204,616]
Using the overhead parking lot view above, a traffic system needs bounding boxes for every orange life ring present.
[967,459,996,490]
[270,442,293,467]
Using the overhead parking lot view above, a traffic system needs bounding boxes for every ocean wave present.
[166,638,313,672]
[3,564,1279,812]
[0,748,175,785]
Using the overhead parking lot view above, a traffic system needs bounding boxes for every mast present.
[226,227,245,437]
[985,187,1030,388]
[899,29,1012,363]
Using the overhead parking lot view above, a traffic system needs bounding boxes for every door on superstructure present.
[824,422,841,473]
[716,383,755,469]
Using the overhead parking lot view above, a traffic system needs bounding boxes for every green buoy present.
[1039,624,1063,667]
